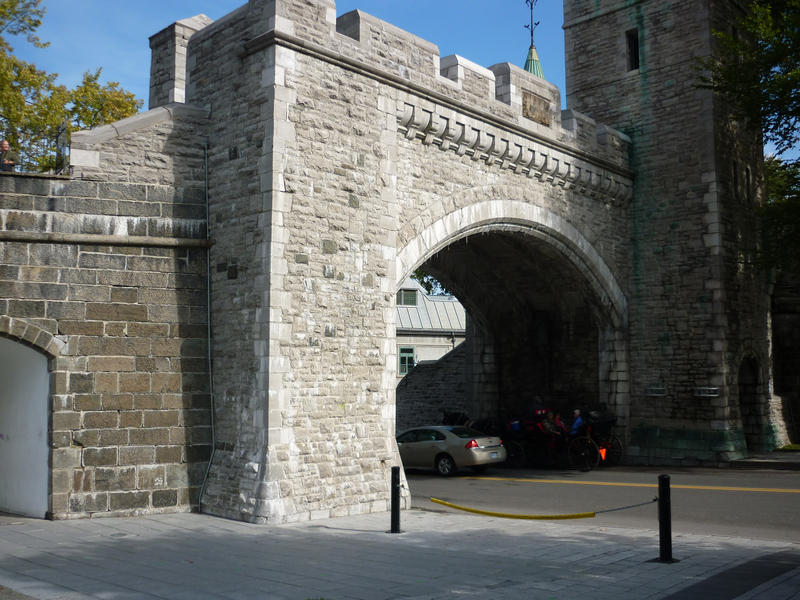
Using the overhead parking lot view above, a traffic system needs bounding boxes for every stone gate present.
[0,0,790,523]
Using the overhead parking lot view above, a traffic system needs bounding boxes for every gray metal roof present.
[396,278,466,333]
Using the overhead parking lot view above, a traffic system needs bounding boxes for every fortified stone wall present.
[181,0,632,523]
[7,0,776,522]
[0,105,212,518]
[565,0,783,461]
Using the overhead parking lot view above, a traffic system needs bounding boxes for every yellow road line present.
[465,476,800,494]
[430,497,596,520]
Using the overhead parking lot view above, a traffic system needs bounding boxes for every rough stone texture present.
[565,0,786,460]
[0,101,212,519]
[0,0,788,523]
[185,0,631,524]
[396,343,467,432]
[149,15,214,109]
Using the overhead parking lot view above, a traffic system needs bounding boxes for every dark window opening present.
[626,29,640,71]
[745,166,752,202]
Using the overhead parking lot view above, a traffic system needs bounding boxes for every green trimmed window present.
[399,347,415,375]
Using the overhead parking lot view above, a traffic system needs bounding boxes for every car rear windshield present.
[448,427,486,438]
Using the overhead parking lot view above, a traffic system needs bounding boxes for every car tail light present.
[465,439,479,449]
[499,438,503,446]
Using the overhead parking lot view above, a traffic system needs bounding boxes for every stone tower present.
[564,0,787,461]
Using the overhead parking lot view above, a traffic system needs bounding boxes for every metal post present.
[658,474,673,562]
[390,466,401,533]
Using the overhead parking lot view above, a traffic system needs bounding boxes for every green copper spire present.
[523,0,545,79]
[524,44,544,78]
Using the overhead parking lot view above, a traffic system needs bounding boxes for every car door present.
[410,429,449,468]
[397,430,422,467]
[398,429,444,468]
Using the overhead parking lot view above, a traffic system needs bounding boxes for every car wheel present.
[435,454,456,476]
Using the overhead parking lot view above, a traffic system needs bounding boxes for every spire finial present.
[523,0,544,78]
[524,0,540,47]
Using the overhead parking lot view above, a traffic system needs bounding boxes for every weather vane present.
[524,0,540,47]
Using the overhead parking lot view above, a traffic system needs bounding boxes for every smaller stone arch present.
[0,317,58,518]
[0,316,65,360]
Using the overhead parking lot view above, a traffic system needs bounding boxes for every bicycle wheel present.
[600,434,623,466]
[568,436,600,471]
[505,441,527,468]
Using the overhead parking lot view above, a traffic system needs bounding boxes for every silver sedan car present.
[396,425,507,476]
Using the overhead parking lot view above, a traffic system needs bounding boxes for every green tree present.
[0,0,47,50]
[0,0,141,172]
[699,0,799,159]
[760,157,800,271]
[698,1,800,274]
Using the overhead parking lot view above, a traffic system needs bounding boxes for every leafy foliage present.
[411,268,450,296]
[0,0,46,50]
[760,157,800,271]
[0,0,141,172]
[698,0,799,158]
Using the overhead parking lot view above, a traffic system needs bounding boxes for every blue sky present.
[11,1,566,109]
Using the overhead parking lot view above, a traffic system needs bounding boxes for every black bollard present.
[390,466,401,533]
[658,474,673,562]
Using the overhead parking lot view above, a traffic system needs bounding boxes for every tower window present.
[745,166,752,202]
[626,29,640,71]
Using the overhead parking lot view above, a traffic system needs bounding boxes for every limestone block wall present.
[564,0,782,461]
[184,0,632,523]
[395,344,468,432]
[149,16,214,109]
[0,105,212,518]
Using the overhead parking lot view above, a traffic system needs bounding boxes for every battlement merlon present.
[149,15,213,109]
[154,0,630,179]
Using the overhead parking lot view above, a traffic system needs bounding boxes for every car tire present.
[435,454,456,476]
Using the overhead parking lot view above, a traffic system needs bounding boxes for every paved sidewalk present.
[0,508,798,600]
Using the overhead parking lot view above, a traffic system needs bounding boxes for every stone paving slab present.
[0,509,798,600]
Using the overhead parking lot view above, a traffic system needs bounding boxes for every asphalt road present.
[405,466,800,543]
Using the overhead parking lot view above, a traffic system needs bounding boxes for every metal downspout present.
[199,140,215,509]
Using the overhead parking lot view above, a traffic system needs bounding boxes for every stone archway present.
[396,199,628,328]
[395,199,629,435]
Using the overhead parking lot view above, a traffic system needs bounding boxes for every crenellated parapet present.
[176,1,631,205]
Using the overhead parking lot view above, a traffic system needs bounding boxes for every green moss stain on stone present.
[630,426,748,460]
